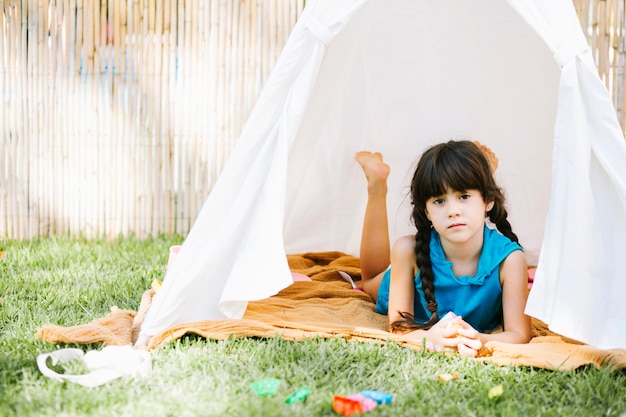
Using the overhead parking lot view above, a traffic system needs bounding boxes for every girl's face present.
[425,187,494,245]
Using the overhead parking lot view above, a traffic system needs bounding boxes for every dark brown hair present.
[390,140,519,333]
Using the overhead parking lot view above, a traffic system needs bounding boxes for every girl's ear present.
[486,201,495,213]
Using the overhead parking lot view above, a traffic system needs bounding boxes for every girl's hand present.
[410,314,483,357]
[444,316,482,357]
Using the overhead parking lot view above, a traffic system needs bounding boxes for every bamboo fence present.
[574,0,626,127]
[0,0,624,240]
[1,0,305,239]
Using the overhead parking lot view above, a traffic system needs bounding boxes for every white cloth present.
[139,0,369,337]
[507,0,626,349]
[37,346,152,388]
[139,0,626,349]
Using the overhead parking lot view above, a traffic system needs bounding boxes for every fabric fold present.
[37,252,626,372]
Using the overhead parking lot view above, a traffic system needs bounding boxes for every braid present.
[390,213,441,332]
[487,186,520,245]
[414,226,440,327]
[389,225,440,333]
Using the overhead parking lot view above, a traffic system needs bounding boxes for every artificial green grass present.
[0,236,625,417]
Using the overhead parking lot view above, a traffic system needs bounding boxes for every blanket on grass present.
[37,252,626,371]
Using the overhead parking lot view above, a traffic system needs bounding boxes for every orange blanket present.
[37,252,626,371]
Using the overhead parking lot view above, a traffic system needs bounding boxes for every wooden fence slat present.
[19,0,29,238]
[0,4,6,237]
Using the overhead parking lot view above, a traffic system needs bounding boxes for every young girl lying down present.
[355,140,531,357]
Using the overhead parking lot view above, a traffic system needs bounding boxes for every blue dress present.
[375,225,522,332]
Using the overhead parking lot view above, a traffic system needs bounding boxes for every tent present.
[137,0,626,350]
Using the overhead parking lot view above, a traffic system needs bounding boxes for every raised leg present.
[355,151,391,300]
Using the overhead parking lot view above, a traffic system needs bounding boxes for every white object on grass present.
[37,345,152,388]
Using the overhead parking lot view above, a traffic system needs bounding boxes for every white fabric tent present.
[138,0,626,349]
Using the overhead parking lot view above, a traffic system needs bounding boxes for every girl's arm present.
[481,249,532,344]
[387,236,470,349]
[387,236,418,327]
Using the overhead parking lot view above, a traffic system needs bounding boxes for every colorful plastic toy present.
[250,378,281,397]
[360,390,393,405]
[346,394,376,412]
[286,386,311,404]
[333,395,363,416]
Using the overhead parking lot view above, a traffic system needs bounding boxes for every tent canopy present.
[139,0,626,350]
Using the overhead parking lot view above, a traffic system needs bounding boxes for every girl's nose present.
[447,200,461,217]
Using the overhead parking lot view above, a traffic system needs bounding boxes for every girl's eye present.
[460,194,471,200]
[433,198,445,205]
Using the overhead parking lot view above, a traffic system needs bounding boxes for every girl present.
[355,140,531,357]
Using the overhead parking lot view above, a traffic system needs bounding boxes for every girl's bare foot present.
[473,141,498,173]
[355,152,390,196]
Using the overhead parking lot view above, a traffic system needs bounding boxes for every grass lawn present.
[1,235,625,417]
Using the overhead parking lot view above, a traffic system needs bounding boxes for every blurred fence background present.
[1,0,624,240]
